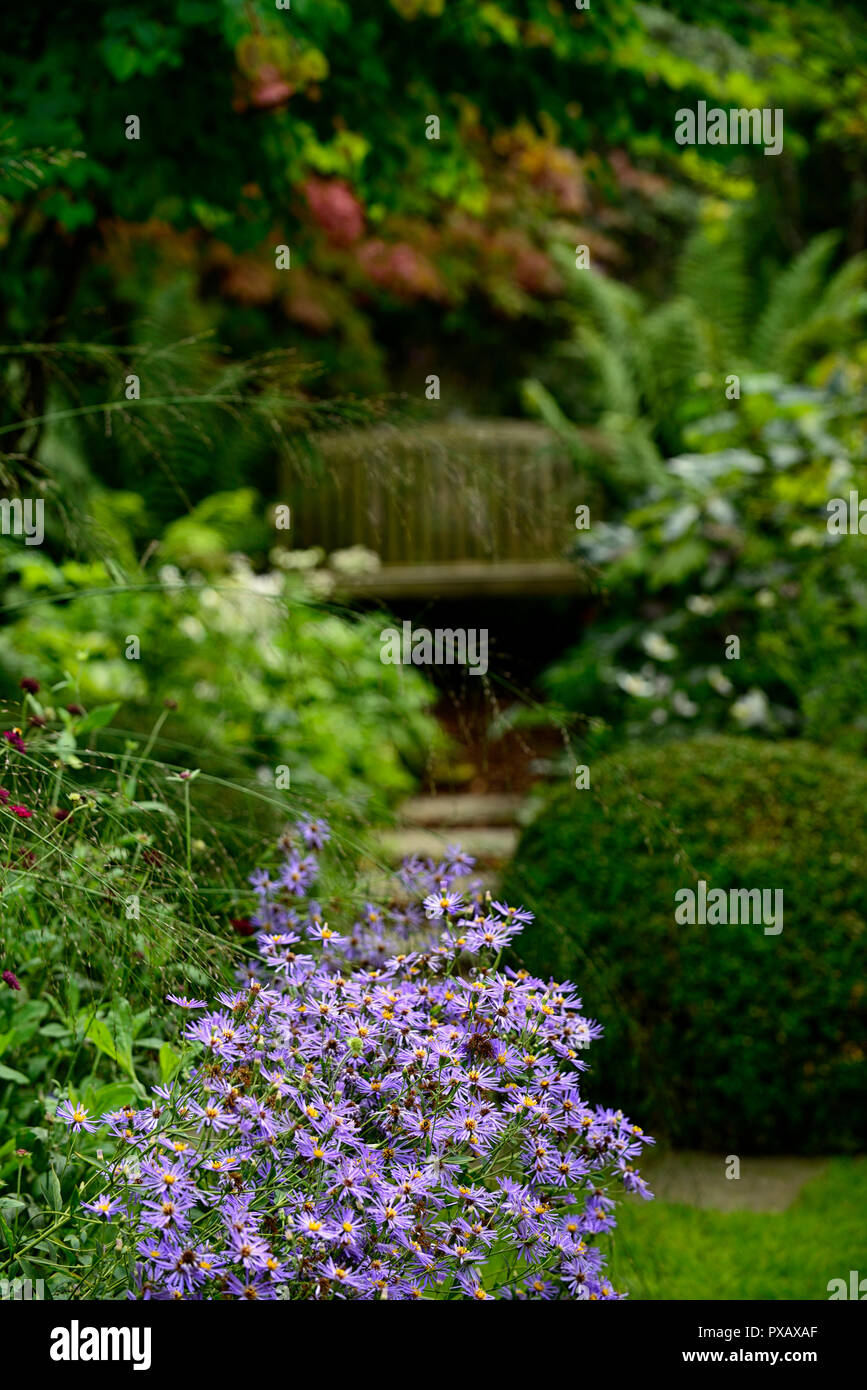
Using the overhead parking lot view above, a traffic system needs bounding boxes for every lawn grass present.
[608,1158,867,1300]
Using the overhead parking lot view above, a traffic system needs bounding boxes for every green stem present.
[126,709,169,800]
[184,778,191,878]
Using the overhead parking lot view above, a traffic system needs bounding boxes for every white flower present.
[270,547,296,570]
[707,667,733,696]
[686,595,716,616]
[616,672,657,698]
[672,691,698,718]
[641,632,677,661]
[179,615,206,642]
[305,570,336,599]
[731,688,770,728]
[158,564,184,589]
[329,546,381,576]
[245,571,283,597]
[789,527,824,549]
[755,588,776,609]
[276,547,325,571]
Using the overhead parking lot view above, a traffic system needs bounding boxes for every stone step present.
[377,825,519,864]
[633,1151,828,1213]
[400,793,525,827]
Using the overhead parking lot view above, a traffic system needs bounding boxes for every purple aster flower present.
[83,1193,124,1219]
[317,1257,364,1294]
[445,846,476,873]
[490,900,534,924]
[65,822,653,1301]
[423,889,464,920]
[464,917,520,952]
[296,818,331,849]
[457,1272,495,1300]
[55,1099,98,1133]
[188,1098,237,1132]
[279,853,319,896]
[227,1228,271,1269]
[225,1272,279,1300]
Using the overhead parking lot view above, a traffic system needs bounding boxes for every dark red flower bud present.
[2,970,21,991]
[65,704,85,717]
[230,918,256,937]
[20,678,40,694]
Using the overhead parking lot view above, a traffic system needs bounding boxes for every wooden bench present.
[282,419,589,597]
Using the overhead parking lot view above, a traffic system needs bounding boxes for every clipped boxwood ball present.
[501,737,867,1153]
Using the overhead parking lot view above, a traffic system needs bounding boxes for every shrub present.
[45,831,654,1301]
[0,518,442,820]
[538,336,867,757]
[502,736,867,1154]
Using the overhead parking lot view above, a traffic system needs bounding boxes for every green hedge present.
[502,737,867,1153]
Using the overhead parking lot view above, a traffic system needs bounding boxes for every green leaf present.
[108,996,134,1062]
[158,1042,181,1084]
[54,729,84,769]
[0,1207,14,1258]
[190,200,233,231]
[39,1023,71,1039]
[648,537,709,590]
[87,1081,136,1114]
[100,38,139,81]
[79,1015,135,1079]
[75,702,121,735]
[0,1063,29,1084]
[47,1167,62,1211]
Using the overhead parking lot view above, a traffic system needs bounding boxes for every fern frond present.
[637,297,711,426]
[677,223,752,364]
[752,231,841,370]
